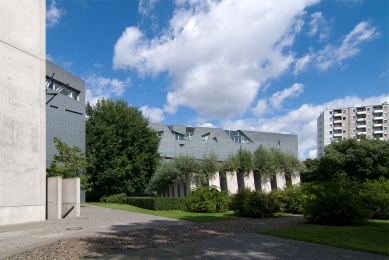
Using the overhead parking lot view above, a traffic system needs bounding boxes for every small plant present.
[185,186,228,213]
[230,188,280,218]
[272,184,305,214]
[302,180,370,225]
[100,193,127,204]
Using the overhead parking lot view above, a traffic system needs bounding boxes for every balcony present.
[333,126,342,130]
[374,123,383,127]
[356,131,366,135]
[357,111,366,115]
[373,109,383,113]
[374,130,383,134]
[333,133,342,137]
[334,113,342,117]
[374,116,383,120]
[356,118,366,122]
[333,119,342,123]
[356,125,366,128]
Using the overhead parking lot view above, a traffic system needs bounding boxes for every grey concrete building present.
[150,123,298,161]
[149,124,300,196]
[0,1,46,225]
[317,102,388,158]
[45,61,86,167]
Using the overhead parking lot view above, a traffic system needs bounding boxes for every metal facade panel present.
[46,61,85,167]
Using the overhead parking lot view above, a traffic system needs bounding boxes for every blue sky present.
[46,0,389,160]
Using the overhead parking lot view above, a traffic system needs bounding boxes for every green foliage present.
[360,178,389,220]
[253,146,275,181]
[301,158,319,182]
[196,151,219,187]
[46,137,92,191]
[302,181,370,225]
[100,193,127,204]
[185,186,229,213]
[230,189,280,218]
[236,149,253,173]
[219,153,239,175]
[272,184,305,214]
[127,197,186,210]
[86,99,160,196]
[315,138,389,182]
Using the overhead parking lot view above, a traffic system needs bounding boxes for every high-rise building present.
[317,102,388,158]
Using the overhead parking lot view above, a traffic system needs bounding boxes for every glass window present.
[329,111,332,115]
[384,106,387,110]
[343,137,346,140]
[343,117,346,120]
[353,109,356,112]
[329,124,332,127]
[367,135,370,139]
[384,113,388,117]
[330,131,332,134]
[353,129,356,132]
[343,130,346,133]
[384,127,387,130]
[343,123,346,127]
[367,107,370,111]
[367,114,370,118]
[342,109,346,113]
[384,120,387,124]
[353,116,356,119]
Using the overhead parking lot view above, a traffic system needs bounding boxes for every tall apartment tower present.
[317,102,388,158]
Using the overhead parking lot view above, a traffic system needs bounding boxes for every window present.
[367,107,370,111]
[329,124,332,127]
[367,121,370,125]
[385,134,387,137]
[384,120,387,124]
[343,130,346,133]
[353,116,356,119]
[353,129,356,132]
[329,111,333,115]
[343,123,346,127]
[367,135,370,139]
[384,127,388,130]
[343,109,346,113]
[384,113,387,117]
[330,137,333,141]
[367,114,370,118]
[343,137,346,140]
[384,106,387,110]
[343,117,346,120]
[353,109,356,112]
[330,131,332,134]
[367,128,370,131]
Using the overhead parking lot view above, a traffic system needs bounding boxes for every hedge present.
[127,197,186,210]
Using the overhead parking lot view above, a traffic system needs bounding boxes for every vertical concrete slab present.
[253,172,262,191]
[244,171,256,191]
[185,174,196,195]
[291,173,301,185]
[62,178,80,218]
[173,181,179,198]
[179,183,185,197]
[208,172,221,190]
[276,174,286,190]
[225,171,238,194]
[261,178,272,193]
[47,177,62,220]
[0,1,46,225]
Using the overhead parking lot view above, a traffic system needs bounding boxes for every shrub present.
[230,189,280,218]
[100,193,127,204]
[127,197,186,210]
[185,186,228,213]
[272,184,305,214]
[302,181,370,225]
[360,178,389,220]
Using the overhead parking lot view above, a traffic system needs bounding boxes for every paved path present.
[97,233,388,260]
[0,205,189,259]
[1,205,387,260]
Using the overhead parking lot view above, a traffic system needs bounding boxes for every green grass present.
[88,202,242,223]
[259,220,389,256]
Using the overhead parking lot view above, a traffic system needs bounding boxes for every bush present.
[230,189,280,218]
[360,178,389,220]
[302,181,370,225]
[185,186,228,213]
[272,184,305,214]
[127,197,186,210]
[100,193,127,204]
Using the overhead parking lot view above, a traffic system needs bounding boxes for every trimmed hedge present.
[100,193,127,204]
[127,197,186,210]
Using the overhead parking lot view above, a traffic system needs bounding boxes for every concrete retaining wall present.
[62,178,80,218]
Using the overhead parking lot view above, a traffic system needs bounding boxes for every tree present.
[46,137,92,191]
[301,158,319,182]
[86,99,160,196]
[315,138,389,182]
[236,148,253,174]
[253,146,276,181]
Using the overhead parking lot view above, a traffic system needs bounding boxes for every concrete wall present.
[62,178,80,218]
[0,1,46,225]
[47,177,62,220]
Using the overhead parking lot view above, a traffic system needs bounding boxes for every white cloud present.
[270,83,304,109]
[221,93,389,160]
[140,105,164,123]
[139,0,158,16]
[252,99,269,117]
[308,149,317,159]
[85,75,130,105]
[294,20,379,74]
[46,0,65,28]
[307,12,329,41]
[114,0,319,120]
[200,123,217,128]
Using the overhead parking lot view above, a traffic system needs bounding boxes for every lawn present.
[88,202,242,223]
[259,220,389,256]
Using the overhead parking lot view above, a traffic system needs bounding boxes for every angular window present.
[201,133,210,142]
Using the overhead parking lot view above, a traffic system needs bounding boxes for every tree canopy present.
[46,137,92,191]
[314,138,389,182]
[86,99,160,196]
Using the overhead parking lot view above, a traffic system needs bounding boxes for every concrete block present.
[244,171,255,190]
[62,178,80,218]
[225,171,238,194]
[173,181,179,198]
[47,177,62,219]
[261,178,272,193]
[276,174,286,190]
[178,182,185,197]
[292,173,301,185]
[208,172,220,190]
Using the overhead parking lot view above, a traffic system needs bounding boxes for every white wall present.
[0,1,46,225]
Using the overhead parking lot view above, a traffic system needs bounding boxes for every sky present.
[46,0,389,160]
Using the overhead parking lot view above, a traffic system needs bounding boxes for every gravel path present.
[5,216,305,259]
